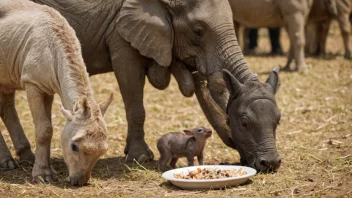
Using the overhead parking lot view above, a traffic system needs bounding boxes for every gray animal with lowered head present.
[157,127,212,170]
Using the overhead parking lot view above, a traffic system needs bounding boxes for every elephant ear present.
[116,0,173,67]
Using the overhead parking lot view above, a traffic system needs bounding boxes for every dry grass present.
[0,22,351,198]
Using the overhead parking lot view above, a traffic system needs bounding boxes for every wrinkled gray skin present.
[306,0,352,59]
[157,127,212,170]
[30,0,282,171]
[193,67,282,172]
[229,0,314,72]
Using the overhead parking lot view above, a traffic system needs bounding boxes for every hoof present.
[32,174,58,184]
[0,158,19,170]
[32,165,58,184]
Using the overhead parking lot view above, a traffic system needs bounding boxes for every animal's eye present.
[71,142,79,152]
[241,116,252,130]
[197,129,203,133]
[193,25,205,37]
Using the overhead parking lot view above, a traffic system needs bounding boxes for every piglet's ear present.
[60,104,73,121]
[183,130,193,136]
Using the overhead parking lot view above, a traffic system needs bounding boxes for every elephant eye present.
[193,25,205,37]
[241,116,252,130]
[71,142,79,152]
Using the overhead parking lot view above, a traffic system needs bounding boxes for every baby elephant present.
[157,127,212,170]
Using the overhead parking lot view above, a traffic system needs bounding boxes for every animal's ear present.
[183,130,194,136]
[73,97,91,119]
[116,0,173,67]
[222,69,244,96]
[71,131,85,142]
[100,93,114,116]
[60,104,73,121]
[265,66,280,95]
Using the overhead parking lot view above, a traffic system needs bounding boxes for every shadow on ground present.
[0,156,246,189]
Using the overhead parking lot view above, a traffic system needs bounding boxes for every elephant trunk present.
[205,27,253,110]
[196,26,254,147]
[193,73,236,149]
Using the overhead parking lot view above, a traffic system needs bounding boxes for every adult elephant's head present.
[116,0,248,106]
[116,0,281,171]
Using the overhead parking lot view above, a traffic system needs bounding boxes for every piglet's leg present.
[158,151,172,170]
[26,84,57,183]
[197,152,204,165]
[170,158,178,169]
[186,155,195,166]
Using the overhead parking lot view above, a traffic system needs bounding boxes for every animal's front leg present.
[110,41,154,162]
[336,13,352,59]
[197,152,204,165]
[26,85,57,183]
[186,155,195,166]
[0,92,35,165]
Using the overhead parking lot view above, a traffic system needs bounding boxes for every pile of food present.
[173,168,247,180]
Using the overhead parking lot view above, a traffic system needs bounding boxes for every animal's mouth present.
[241,157,280,173]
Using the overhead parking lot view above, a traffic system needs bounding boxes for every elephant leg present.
[26,85,56,183]
[243,28,258,54]
[0,92,35,165]
[336,13,352,59]
[284,13,307,73]
[283,38,295,71]
[318,20,331,57]
[0,128,18,170]
[269,28,283,55]
[110,41,153,162]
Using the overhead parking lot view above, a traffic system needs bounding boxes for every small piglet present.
[157,127,212,170]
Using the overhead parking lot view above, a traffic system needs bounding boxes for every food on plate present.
[173,168,247,180]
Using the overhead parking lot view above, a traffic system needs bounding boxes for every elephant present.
[229,0,314,72]
[305,0,352,58]
[244,28,283,55]
[28,0,282,172]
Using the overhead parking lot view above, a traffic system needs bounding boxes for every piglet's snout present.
[205,129,212,137]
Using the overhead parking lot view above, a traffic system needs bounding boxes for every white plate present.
[162,165,257,190]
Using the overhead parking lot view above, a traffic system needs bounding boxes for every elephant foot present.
[18,149,35,166]
[0,158,19,170]
[124,139,154,163]
[32,164,58,184]
[297,64,308,74]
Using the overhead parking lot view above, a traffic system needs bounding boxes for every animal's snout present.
[69,173,90,186]
[256,155,281,172]
[205,129,212,136]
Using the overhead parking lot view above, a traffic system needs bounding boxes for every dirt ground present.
[0,22,351,198]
